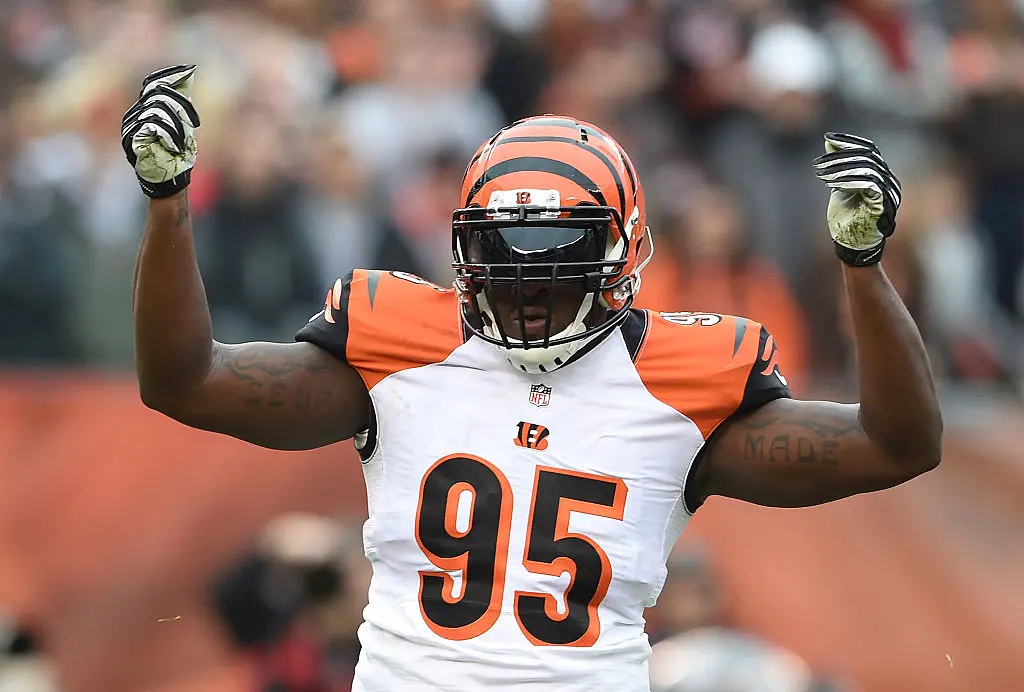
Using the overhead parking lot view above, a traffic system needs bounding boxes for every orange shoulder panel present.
[345,270,464,390]
[634,311,764,439]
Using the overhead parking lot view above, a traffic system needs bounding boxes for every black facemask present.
[452,204,633,356]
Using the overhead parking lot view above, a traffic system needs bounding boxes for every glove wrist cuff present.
[833,238,885,267]
[138,170,191,199]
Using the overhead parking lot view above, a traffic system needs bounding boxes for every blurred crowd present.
[2,0,1024,395]
[3,3,1023,690]
[206,515,843,692]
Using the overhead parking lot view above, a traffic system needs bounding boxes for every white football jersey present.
[297,270,789,691]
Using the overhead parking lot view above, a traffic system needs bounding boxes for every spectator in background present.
[419,0,553,125]
[0,85,87,364]
[0,620,54,692]
[658,0,761,146]
[536,0,674,169]
[194,99,320,344]
[0,0,1014,404]
[299,118,386,289]
[646,548,724,647]
[333,7,503,180]
[636,181,809,393]
[824,0,952,171]
[705,19,839,292]
[478,4,552,123]
[258,0,337,39]
[172,1,338,156]
[646,548,823,692]
[212,514,369,692]
[947,0,1024,323]
[909,164,1023,386]
[59,63,148,366]
[380,148,468,285]
[481,0,547,37]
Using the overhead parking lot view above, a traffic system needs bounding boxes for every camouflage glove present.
[812,132,902,267]
[120,65,201,199]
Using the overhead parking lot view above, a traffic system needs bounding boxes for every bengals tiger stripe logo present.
[758,333,788,385]
[323,278,343,324]
[514,422,550,451]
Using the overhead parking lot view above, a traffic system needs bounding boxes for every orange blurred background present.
[1,374,1022,692]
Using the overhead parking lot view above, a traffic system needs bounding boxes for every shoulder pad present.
[296,270,463,389]
[634,311,790,438]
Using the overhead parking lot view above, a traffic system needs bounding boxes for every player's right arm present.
[125,65,369,450]
[134,192,370,450]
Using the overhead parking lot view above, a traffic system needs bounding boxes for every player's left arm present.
[689,133,943,509]
[691,265,941,508]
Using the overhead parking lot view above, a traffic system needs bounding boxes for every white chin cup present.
[479,292,597,374]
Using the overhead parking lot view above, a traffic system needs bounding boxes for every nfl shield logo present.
[529,384,552,407]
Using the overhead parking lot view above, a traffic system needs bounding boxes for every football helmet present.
[452,115,652,374]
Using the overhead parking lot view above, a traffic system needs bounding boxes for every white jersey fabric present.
[296,269,789,691]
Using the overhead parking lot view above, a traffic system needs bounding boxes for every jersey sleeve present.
[295,269,464,391]
[735,323,792,417]
[296,271,357,364]
[634,311,791,440]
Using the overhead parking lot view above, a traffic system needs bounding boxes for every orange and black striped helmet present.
[452,115,651,371]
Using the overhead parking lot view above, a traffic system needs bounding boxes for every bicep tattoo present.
[215,343,343,414]
[737,406,862,468]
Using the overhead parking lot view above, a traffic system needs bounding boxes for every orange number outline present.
[414,454,513,641]
[514,466,628,647]
[415,458,628,647]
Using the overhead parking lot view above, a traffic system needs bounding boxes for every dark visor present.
[467,225,607,265]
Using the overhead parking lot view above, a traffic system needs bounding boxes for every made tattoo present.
[743,432,839,466]
[735,408,859,467]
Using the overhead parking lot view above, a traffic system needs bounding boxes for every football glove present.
[120,65,201,199]
[812,132,902,267]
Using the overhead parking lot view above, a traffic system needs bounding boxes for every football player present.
[123,66,941,691]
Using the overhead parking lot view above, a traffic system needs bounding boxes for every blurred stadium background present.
[1,0,1023,690]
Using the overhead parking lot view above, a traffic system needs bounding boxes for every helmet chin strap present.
[479,293,598,374]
